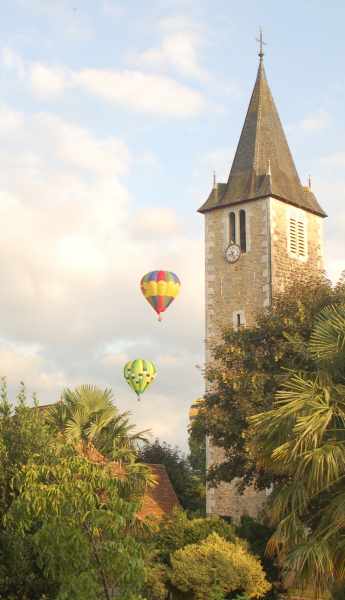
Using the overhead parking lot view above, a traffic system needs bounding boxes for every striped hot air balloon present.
[124,359,157,400]
[140,270,181,321]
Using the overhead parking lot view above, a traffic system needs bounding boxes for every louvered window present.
[289,216,306,258]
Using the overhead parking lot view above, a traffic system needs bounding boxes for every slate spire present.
[199,51,326,217]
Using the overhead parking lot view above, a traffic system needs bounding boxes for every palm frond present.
[309,304,345,362]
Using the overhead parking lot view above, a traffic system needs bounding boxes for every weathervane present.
[256,28,266,61]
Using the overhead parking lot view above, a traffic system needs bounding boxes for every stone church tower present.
[199,47,326,520]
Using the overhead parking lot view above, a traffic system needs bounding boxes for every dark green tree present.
[251,303,345,597]
[203,272,345,490]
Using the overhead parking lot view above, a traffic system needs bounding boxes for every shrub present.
[153,509,239,563]
[170,532,271,600]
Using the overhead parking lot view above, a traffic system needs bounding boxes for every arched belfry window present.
[229,212,236,243]
[239,209,247,253]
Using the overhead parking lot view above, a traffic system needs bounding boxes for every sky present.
[0,0,344,449]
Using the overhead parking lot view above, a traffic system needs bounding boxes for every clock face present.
[225,243,241,264]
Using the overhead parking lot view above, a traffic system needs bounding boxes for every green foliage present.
[8,450,147,599]
[203,273,345,490]
[138,440,204,513]
[251,303,345,596]
[188,409,206,484]
[0,385,150,599]
[144,564,169,600]
[47,384,149,461]
[170,532,271,600]
[142,511,271,600]
[152,510,238,563]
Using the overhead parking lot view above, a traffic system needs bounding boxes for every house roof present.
[139,464,180,519]
[198,55,326,218]
[33,404,180,520]
[84,446,180,520]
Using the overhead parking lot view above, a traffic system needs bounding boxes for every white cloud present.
[131,16,207,81]
[0,105,24,134]
[300,109,331,132]
[129,207,180,240]
[2,47,205,118]
[74,68,205,117]
[0,103,204,448]
[30,63,68,98]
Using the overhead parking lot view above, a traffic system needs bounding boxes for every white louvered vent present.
[289,218,298,254]
[289,216,306,258]
[297,220,305,256]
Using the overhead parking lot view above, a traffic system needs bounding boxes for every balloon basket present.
[158,314,162,322]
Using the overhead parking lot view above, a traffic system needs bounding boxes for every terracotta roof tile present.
[138,464,180,520]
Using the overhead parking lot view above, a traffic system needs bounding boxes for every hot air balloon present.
[140,270,181,321]
[124,359,157,400]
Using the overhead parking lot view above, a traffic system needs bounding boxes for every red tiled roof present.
[139,464,180,520]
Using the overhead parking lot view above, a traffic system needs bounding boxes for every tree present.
[47,384,148,461]
[250,303,345,597]
[188,405,206,485]
[8,448,148,600]
[138,440,204,513]
[142,510,271,600]
[170,532,271,600]
[203,273,345,490]
[0,384,151,599]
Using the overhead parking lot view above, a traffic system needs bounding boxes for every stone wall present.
[270,197,324,291]
[205,195,324,519]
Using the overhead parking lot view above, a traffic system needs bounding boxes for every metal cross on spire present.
[256,28,266,62]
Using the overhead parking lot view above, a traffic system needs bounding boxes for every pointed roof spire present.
[199,45,326,217]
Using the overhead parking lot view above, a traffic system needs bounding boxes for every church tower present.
[199,44,326,520]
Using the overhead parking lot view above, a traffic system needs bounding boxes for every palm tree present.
[251,304,345,597]
[46,384,149,461]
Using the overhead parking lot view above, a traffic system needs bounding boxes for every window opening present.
[229,212,236,243]
[239,209,247,252]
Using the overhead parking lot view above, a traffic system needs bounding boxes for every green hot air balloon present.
[124,359,157,401]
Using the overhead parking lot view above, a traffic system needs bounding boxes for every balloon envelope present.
[124,359,157,399]
[141,270,180,320]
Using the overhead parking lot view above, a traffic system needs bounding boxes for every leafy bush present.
[170,532,271,600]
[144,564,169,600]
[152,509,239,562]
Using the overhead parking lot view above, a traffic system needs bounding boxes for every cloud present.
[0,105,24,134]
[75,68,205,117]
[300,109,331,132]
[0,103,204,448]
[131,16,207,82]
[311,178,345,283]
[30,63,68,98]
[2,47,205,118]
[129,207,180,240]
